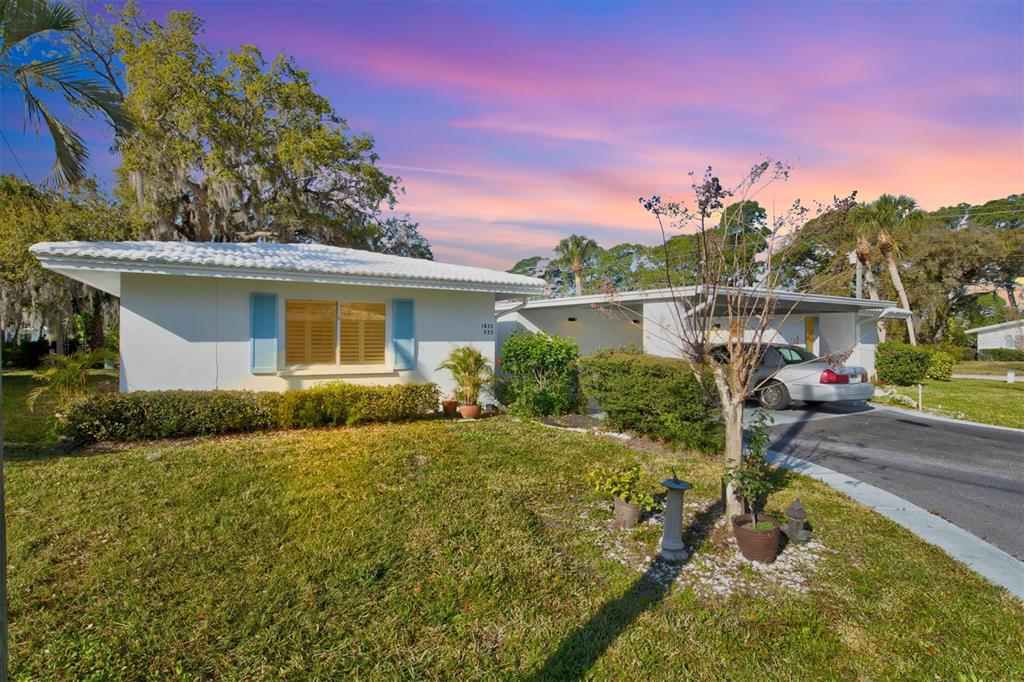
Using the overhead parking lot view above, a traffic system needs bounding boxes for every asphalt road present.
[765,403,1024,559]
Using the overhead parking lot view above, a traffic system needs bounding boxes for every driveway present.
[762,403,1024,560]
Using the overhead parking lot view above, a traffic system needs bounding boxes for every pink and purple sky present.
[2,1,1022,268]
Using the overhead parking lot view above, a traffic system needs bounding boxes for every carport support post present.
[659,478,692,562]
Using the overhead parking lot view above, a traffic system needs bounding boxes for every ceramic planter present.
[458,404,482,419]
[613,496,641,530]
[441,399,459,417]
[731,513,781,563]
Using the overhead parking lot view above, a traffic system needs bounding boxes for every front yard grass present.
[2,370,117,448]
[7,419,1023,680]
[954,359,1024,376]
[887,378,1024,429]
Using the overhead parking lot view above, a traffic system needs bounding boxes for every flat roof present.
[30,240,546,298]
[496,286,900,314]
[965,319,1024,335]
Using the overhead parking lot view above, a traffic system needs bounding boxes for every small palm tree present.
[0,0,132,185]
[849,194,925,344]
[26,347,112,411]
[437,346,492,406]
[554,234,599,296]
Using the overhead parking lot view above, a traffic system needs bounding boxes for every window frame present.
[278,296,392,375]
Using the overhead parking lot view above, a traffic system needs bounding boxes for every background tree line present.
[510,194,1024,349]
[1,0,431,359]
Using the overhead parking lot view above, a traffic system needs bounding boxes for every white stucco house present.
[30,241,545,394]
[496,287,909,377]
[965,319,1024,355]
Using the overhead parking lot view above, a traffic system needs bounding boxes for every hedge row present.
[876,342,961,384]
[498,331,582,417]
[578,349,723,454]
[61,382,440,444]
[979,348,1024,361]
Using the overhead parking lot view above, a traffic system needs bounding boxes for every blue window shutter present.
[392,299,415,370]
[251,293,278,374]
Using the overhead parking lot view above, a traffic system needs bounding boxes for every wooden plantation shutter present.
[340,302,386,365]
[392,299,415,370]
[250,293,278,374]
[285,300,337,365]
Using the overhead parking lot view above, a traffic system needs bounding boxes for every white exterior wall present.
[976,325,1024,350]
[641,301,687,358]
[496,305,643,357]
[119,273,496,395]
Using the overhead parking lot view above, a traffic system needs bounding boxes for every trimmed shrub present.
[579,349,723,454]
[979,348,1024,361]
[498,331,582,416]
[278,382,440,428]
[63,382,439,445]
[875,342,932,385]
[925,351,955,381]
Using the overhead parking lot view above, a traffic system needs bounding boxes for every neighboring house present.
[496,287,910,377]
[31,241,545,394]
[965,319,1024,354]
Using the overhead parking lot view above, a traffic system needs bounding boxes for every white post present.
[1007,371,1015,384]
[659,478,692,561]
[917,383,923,410]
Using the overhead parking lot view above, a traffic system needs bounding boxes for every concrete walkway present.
[952,373,1016,382]
[767,449,1024,601]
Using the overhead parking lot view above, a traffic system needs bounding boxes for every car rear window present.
[778,346,816,364]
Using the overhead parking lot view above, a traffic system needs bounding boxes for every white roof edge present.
[965,319,1024,334]
[31,241,546,296]
[496,286,898,312]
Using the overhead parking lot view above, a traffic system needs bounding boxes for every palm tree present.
[26,347,112,411]
[0,0,131,185]
[437,346,492,406]
[554,234,599,296]
[854,235,885,342]
[849,194,925,345]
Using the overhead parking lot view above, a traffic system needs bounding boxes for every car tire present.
[758,381,790,410]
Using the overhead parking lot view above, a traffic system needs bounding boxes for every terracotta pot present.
[613,496,641,530]
[442,399,459,417]
[731,514,781,563]
[458,404,482,420]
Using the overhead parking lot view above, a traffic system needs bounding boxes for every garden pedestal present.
[659,478,692,561]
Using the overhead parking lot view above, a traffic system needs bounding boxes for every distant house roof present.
[495,286,907,317]
[965,319,1024,335]
[30,240,546,298]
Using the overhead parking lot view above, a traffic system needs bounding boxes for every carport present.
[495,286,909,376]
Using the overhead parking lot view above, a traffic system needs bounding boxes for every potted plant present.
[437,346,492,419]
[589,463,655,530]
[724,411,789,563]
[441,392,459,417]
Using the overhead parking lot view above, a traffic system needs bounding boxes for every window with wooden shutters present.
[340,302,386,365]
[285,300,337,365]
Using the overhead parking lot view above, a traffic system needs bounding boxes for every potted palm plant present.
[437,346,492,419]
[724,412,789,562]
[588,463,655,530]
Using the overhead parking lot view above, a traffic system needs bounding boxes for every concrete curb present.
[767,449,1024,601]
[872,404,1024,434]
[951,373,1016,382]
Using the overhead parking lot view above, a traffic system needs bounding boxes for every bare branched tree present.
[602,161,857,516]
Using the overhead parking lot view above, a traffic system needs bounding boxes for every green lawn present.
[887,378,1024,429]
[2,370,117,448]
[6,419,1022,680]
[954,360,1024,376]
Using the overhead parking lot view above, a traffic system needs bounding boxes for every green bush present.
[979,348,1024,361]
[926,351,956,381]
[579,349,722,453]
[875,342,932,385]
[63,382,439,445]
[498,331,582,416]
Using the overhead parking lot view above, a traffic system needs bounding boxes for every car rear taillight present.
[820,368,849,384]
[860,372,868,384]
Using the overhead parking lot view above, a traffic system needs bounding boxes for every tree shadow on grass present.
[527,501,724,681]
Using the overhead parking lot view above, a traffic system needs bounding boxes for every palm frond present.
[0,0,78,54]
[17,80,87,184]
[15,56,133,134]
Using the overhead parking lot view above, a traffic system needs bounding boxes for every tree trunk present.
[1005,283,1021,319]
[883,254,916,345]
[573,261,583,297]
[856,238,885,342]
[90,293,105,351]
[722,397,746,517]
